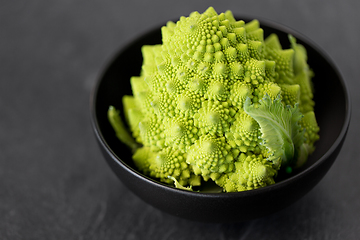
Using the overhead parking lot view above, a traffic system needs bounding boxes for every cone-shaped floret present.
[122,95,138,124]
[300,111,320,152]
[205,80,230,101]
[244,19,260,33]
[188,76,208,95]
[226,111,262,152]
[130,76,149,95]
[279,84,301,107]
[161,22,175,43]
[236,43,250,63]
[228,62,244,81]
[254,82,281,101]
[213,62,228,78]
[164,116,199,152]
[229,82,253,108]
[141,45,162,68]
[132,146,157,176]
[227,110,263,154]
[194,100,236,136]
[294,70,315,113]
[248,41,264,60]
[147,146,194,185]
[264,60,276,79]
[135,89,155,116]
[139,114,165,150]
[162,65,191,95]
[264,33,282,50]
[162,6,239,65]
[215,153,277,192]
[233,27,247,44]
[243,59,266,87]
[289,34,309,75]
[265,46,295,85]
[289,34,315,113]
[150,91,177,118]
[176,91,203,117]
[123,95,144,142]
[247,28,264,42]
[187,135,235,179]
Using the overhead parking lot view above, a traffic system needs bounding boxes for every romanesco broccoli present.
[108,7,320,192]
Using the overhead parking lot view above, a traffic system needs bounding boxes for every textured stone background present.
[1,1,359,239]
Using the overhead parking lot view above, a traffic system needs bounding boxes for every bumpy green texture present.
[110,7,320,192]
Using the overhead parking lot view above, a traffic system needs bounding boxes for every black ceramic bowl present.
[91,17,351,223]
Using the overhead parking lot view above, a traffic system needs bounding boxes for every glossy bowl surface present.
[91,17,351,223]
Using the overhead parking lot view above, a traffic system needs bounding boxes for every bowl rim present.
[90,15,351,197]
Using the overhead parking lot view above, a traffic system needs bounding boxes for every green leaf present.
[244,95,305,169]
[168,176,193,191]
[108,106,140,153]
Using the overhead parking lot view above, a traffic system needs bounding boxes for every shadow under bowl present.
[90,16,351,223]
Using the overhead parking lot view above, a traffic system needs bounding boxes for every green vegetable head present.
[109,7,319,192]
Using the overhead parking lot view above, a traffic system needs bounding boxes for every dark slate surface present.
[1,1,359,239]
